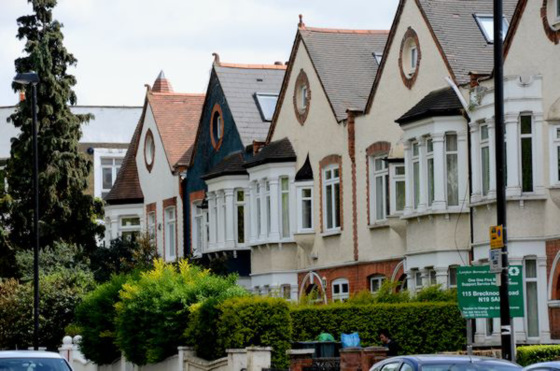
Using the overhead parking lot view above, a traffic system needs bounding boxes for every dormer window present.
[210,104,224,150]
[474,14,509,43]
[255,93,279,122]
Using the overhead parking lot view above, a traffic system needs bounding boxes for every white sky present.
[0,0,398,107]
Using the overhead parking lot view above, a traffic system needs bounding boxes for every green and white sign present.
[457,265,524,319]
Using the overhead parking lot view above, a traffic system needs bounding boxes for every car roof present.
[525,362,560,370]
[382,355,520,366]
[0,351,64,359]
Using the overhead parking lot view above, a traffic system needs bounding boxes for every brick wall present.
[298,259,403,302]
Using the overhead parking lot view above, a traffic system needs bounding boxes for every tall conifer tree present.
[1,0,102,275]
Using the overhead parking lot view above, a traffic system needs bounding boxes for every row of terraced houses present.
[102,0,560,346]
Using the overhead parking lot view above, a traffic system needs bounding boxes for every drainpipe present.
[346,109,362,262]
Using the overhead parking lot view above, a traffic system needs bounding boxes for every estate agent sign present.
[457,266,524,319]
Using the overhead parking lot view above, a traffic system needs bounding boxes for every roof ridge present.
[303,27,389,34]
[149,92,205,97]
[218,62,287,70]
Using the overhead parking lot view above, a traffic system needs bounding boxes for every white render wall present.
[136,104,183,261]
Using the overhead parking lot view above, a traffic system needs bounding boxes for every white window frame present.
[412,141,420,210]
[165,206,176,259]
[256,182,262,238]
[480,123,491,196]
[301,85,308,109]
[448,265,458,288]
[426,138,434,207]
[297,183,314,233]
[474,14,509,43]
[390,163,406,215]
[428,268,437,286]
[147,211,156,243]
[414,270,423,291]
[557,0,560,20]
[332,278,350,302]
[265,181,271,237]
[120,216,140,241]
[323,164,341,232]
[235,189,246,245]
[550,125,560,186]
[369,275,385,293]
[370,156,389,223]
[192,203,207,255]
[519,113,534,193]
[410,46,418,70]
[93,148,126,199]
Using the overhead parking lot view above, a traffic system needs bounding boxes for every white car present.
[0,351,72,371]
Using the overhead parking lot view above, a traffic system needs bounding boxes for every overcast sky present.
[0,0,398,107]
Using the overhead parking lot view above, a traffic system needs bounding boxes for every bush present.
[75,273,137,365]
[414,285,457,302]
[114,259,246,365]
[517,345,560,366]
[217,297,292,368]
[291,302,464,354]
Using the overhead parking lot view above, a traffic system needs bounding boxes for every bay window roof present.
[201,152,248,181]
[395,87,464,125]
[244,138,296,169]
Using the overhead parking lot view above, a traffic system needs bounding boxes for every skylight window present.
[475,14,509,43]
[373,52,383,65]
[255,93,279,122]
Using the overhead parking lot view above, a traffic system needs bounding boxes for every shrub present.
[114,259,245,365]
[217,297,292,368]
[414,285,457,302]
[291,302,465,354]
[75,273,137,365]
[517,345,560,366]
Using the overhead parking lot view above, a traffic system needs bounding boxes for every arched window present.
[332,278,350,302]
[369,274,386,293]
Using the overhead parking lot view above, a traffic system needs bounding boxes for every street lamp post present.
[13,72,40,350]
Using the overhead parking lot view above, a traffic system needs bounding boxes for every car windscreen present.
[421,363,520,371]
[0,358,71,371]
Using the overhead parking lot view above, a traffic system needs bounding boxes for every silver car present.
[0,351,72,371]
[523,361,560,371]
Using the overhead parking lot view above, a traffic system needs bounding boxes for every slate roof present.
[418,0,518,85]
[215,63,285,147]
[244,138,296,169]
[395,87,463,125]
[300,27,388,121]
[105,122,144,205]
[201,152,248,181]
[148,91,205,169]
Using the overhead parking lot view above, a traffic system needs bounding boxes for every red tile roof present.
[148,91,205,170]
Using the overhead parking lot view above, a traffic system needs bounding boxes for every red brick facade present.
[298,259,404,302]
[546,239,560,339]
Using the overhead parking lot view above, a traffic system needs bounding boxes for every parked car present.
[370,355,522,371]
[0,351,72,371]
[523,361,560,371]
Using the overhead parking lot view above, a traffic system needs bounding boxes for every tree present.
[2,0,102,275]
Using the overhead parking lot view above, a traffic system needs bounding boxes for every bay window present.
[265,181,271,237]
[323,165,341,231]
[256,183,262,237]
[426,138,434,206]
[280,177,290,238]
[236,189,245,244]
[392,164,406,213]
[412,142,420,209]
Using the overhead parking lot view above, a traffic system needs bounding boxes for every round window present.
[293,69,311,125]
[542,0,560,42]
[399,27,421,89]
[210,103,224,150]
[144,129,155,172]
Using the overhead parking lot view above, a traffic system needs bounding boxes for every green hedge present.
[517,345,560,366]
[291,302,465,354]
[187,296,292,369]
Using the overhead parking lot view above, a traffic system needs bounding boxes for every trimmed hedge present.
[187,296,292,368]
[291,302,465,354]
[517,345,560,366]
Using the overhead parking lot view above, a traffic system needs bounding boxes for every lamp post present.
[13,71,40,350]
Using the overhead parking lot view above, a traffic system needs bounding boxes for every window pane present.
[282,192,290,238]
[375,158,384,171]
[115,158,123,166]
[101,158,113,166]
[303,199,312,229]
[256,94,279,121]
[522,137,533,192]
[447,154,459,206]
[237,205,244,244]
[527,281,539,337]
[266,196,271,235]
[413,143,419,156]
[334,182,341,228]
[413,162,420,208]
[427,138,433,153]
[557,146,560,181]
[428,158,434,206]
[376,176,385,220]
[448,266,457,287]
[281,177,289,191]
[481,125,489,140]
[526,259,537,278]
[103,168,113,189]
[237,190,244,202]
[326,185,333,229]
[396,181,406,211]
[333,168,339,178]
[395,165,405,176]
[341,283,349,293]
[121,217,140,226]
[303,188,311,198]
[257,199,262,236]
[482,147,490,196]
[333,284,340,294]
[446,134,457,151]
[326,170,332,180]
[521,115,532,134]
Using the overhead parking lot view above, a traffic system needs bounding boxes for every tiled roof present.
[148,91,205,169]
[418,0,518,85]
[105,122,144,205]
[300,27,388,121]
[395,87,463,125]
[295,154,313,181]
[215,64,285,147]
[244,137,296,169]
[201,152,248,181]
[152,70,173,93]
